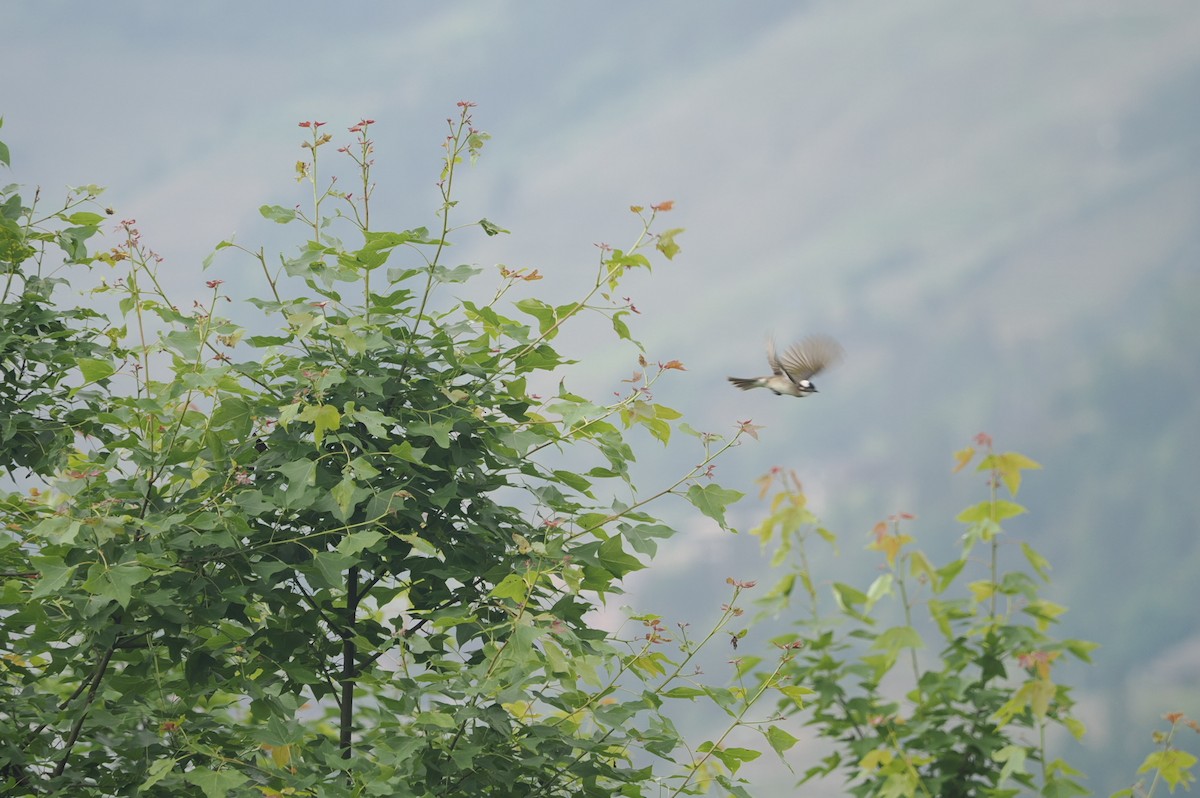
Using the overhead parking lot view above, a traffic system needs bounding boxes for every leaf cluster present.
[0,124,108,475]
[751,437,1097,797]
[0,110,766,797]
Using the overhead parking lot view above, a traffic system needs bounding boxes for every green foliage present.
[1114,713,1200,797]
[0,162,107,475]
[0,109,781,797]
[752,435,1096,797]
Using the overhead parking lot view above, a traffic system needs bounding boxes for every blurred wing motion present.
[776,334,844,383]
[729,333,844,395]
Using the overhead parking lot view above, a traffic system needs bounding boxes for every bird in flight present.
[727,335,844,397]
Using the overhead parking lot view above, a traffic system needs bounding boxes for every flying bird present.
[727,334,844,397]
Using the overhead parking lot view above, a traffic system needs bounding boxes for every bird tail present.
[727,377,760,391]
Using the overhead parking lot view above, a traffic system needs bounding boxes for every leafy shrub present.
[0,107,767,797]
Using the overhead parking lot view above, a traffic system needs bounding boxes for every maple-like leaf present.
[952,446,975,473]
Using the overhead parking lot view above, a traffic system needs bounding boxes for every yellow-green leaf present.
[952,446,975,473]
[777,685,813,708]
[1138,749,1199,791]
[871,625,924,653]
[491,573,530,601]
[298,403,341,446]
[1021,541,1051,580]
[74,357,116,392]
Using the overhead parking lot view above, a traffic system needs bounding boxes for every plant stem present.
[340,566,359,760]
[398,110,470,383]
[897,569,922,697]
[564,431,743,544]
[51,645,115,778]
[668,655,790,797]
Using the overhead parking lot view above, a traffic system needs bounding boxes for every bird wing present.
[778,335,845,382]
[765,337,784,376]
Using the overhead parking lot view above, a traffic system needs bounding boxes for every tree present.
[0,107,771,797]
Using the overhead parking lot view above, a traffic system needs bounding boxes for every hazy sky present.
[8,3,1195,395]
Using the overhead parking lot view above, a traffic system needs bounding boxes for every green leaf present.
[139,757,175,790]
[656,227,684,260]
[654,404,682,421]
[611,311,632,342]
[30,558,78,599]
[1041,775,1092,798]
[297,403,341,446]
[348,456,381,480]
[434,263,482,283]
[57,226,98,262]
[598,535,645,578]
[245,334,291,347]
[777,685,813,708]
[259,204,296,223]
[984,451,1043,496]
[514,298,558,336]
[251,714,303,747]
[413,711,457,730]
[337,531,384,556]
[934,557,967,591]
[83,562,151,608]
[330,473,367,521]
[31,516,81,545]
[389,440,430,464]
[0,138,9,168]
[308,551,355,590]
[766,725,800,756]
[1064,716,1087,740]
[491,573,530,601]
[831,582,869,620]
[909,549,936,586]
[201,239,234,269]
[479,218,509,236]
[344,405,394,438]
[705,744,760,774]
[210,397,252,436]
[359,227,437,260]
[956,499,1026,523]
[65,211,106,226]
[274,459,318,500]
[685,484,744,529]
[871,625,924,652]
[76,357,116,385]
[408,419,452,449]
[1062,638,1100,663]
[993,744,1028,785]
[552,469,593,495]
[182,768,249,798]
[865,573,894,611]
[1021,541,1052,581]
